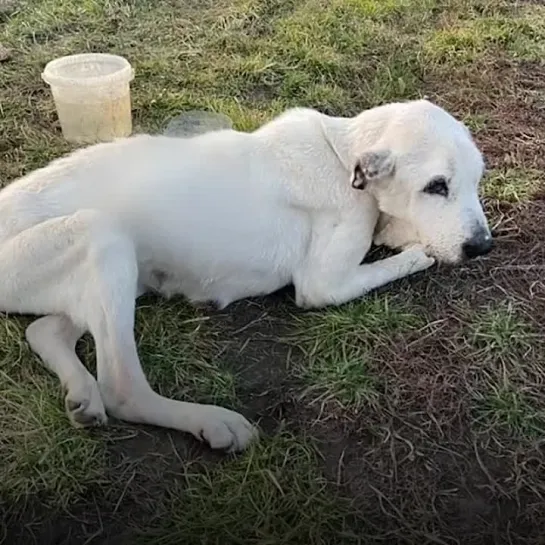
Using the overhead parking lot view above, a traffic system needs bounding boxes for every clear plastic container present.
[41,53,134,144]
[163,111,233,137]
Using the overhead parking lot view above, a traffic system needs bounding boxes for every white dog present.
[0,99,491,451]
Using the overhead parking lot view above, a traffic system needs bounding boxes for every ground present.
[1,0,545,544]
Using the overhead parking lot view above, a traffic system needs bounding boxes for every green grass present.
[474,385,545,439]
[0,318,107,508]
[134,298,239,406]
[462,112,490,134]
[137,432,364,545]
[423,4,545,65]
[2,0,545,542]
[468,301,535,357]
[75,297,240,406]
[3,0,544,182]
[482,168,543,203]
[466,302,545,439]
[289,296,422,411]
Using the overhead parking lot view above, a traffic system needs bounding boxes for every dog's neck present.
[318,107,393,172]
[320,108,413,246]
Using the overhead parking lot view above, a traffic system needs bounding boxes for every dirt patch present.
[427,59,545,171]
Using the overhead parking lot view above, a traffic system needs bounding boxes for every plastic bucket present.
[42,53,134,144]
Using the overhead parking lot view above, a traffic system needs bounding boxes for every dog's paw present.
[373,217,419,250]
[65,379,108,428]
[401,244,436,273]
[193,405,258,452]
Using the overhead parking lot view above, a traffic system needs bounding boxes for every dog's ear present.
[350,150,395,190]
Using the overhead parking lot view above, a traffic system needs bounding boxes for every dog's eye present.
[423,177,449,197]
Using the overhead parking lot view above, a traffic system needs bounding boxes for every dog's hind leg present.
[0,209,256,451]
[26,315,106,427]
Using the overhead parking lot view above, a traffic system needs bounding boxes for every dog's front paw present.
[373,218,419,250]
[193,405,258,452]
[401,244,435,273]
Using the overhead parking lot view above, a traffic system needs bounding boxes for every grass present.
[468,300,535,357]
[289,296,422,412]
[466,302,545,439]
[482,168,543,203]
[423,4,545,65]
[134,298,239,405]
[0,318,107,508]
[137,432,364,545]
[2,0,545,543]
[76,296,240,405]
[475,385,545,439]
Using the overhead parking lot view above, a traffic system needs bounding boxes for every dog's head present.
[349,99,492,264]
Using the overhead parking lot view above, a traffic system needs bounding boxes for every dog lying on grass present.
[0,99,492,451]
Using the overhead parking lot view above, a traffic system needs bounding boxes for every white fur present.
[0,99,490,451]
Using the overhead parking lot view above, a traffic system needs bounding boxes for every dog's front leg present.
[335,246,434,305]
[294,211,434,308]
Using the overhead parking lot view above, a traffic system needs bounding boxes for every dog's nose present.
[462,233,493,259]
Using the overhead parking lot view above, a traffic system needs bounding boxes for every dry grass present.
[1,0,545,544]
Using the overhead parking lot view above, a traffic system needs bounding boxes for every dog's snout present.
[462,231,493,259]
